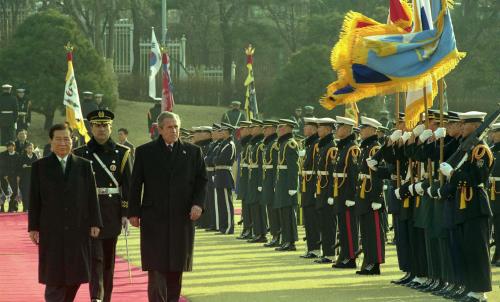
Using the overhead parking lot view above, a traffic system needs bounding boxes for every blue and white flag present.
[149,28,162,99]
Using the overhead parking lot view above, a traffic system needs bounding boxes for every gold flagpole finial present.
[65,42,74,52]
[160,44,168,54]
[245,44,255,56]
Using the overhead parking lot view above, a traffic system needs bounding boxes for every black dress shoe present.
[236,231,252,239]
[391,273,412,284]
[356,264,380,275]
[446,286,466,300]
[420,280,438,292]
[205,228,217,232]
[332,259,356,269]
[313,257,333,264]
[300,252,319,259]
[247,235,267,243]
[275,242,297,251]
[404,281,419,288]
[433,283,453,296]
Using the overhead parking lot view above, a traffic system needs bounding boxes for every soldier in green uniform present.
[221,101,246,126]
[246,119,268,243]
[274,119,300,251]
[299,117,320,258]
[73,109,132,302]
[261,120,281,247]
[236,121,253,239]
[436,111,493,302]
[489,123,500,267]
[332,116,359,269]
[355,117,385,275]
[312,118,337,264]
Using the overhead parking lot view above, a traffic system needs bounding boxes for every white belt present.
[317,171,329,176]
[333,173,347,178]
[1,111,13,113]
[206,167,215,172]
[490,177,500,182]
[215,165,232,170]
[18,112,27,116]
[358,173,371,180]
[248,164,258,169]
[263,165,273,169]
[240,163,249,168]
[97,187,120,195]
[302,170,315,176]
[277,165,287,170]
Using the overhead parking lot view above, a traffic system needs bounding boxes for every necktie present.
[167,144,173,153]
[60,159,66,173]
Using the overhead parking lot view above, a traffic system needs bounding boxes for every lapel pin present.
[182,150,187,155]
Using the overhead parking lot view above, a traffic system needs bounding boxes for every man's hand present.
[401,131,412,143]
[371,203,382,211]
[366,158,378,171]
[90,227,100,238]
[288,190,297,196]
[190,205,203,221]
[29,231,39,245]
[327,197,334,205]
[129,216,140,228]
[345,200,355,207]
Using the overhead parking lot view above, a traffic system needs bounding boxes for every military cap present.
[316,118,336,127]
[360,116,382,129]
[95,93,104,98]
[304,117,319,126]
[82,91,93,96]
[447,111,461,122]
[238,121,252,128]
[198,126,213,132]
[250,118,264,126]
[427,109,448,120]
[491,123,500,131]
[221,122,236,131]
[212,123,221,131]
[16,88,26,93]
[458,111,487,123]
[278,119,298,128]
[1,84,12,89]
[231,101,241,106]
[263,119,279,127]
[304,105,314,113]
[336,116,356,126]
[87,109,114,124]
[191,127,201,132]
[295,107,303,111]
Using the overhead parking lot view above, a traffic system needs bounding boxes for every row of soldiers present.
[0,84,32,145]
[189,109,498,302]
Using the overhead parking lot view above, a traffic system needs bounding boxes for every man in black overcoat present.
[28,123,102,302]
[128,111,207,302]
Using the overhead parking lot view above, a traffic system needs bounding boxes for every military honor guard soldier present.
[221,101,246,126]
[489,123,500,268]
[0,84,18,145]
[16,88,32,131]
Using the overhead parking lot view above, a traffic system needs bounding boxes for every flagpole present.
[395,93,401,189]
[438,79,445,185]
[423,85,432,180]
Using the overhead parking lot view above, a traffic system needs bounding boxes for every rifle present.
[446,104,500,169]
[123,224,133,283]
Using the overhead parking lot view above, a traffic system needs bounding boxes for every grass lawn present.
[25,99,227,149]
[116,200,500,302]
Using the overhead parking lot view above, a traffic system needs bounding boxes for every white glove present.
[298,149,306,157]
[345,200,355,207]
[14,122,17,130]
[257,186,262,192]
[415,182,425,196]
[419,129,433,143]
[401,131,412,143]
[390,130,403,142]
[434,127,446,139]
[436,188,442,199]
[408,184,415,196]
[366,158,378,171]
[439,163,454,177]
[413,124,425,136]
[327,197,334,205]
[426,187,434,198]
[121,217,129,233]
[288,190,297,196]
[394,188,401,200]
[371,203,382,210]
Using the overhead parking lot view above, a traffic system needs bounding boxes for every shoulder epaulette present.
[471,144,494,167]
[287,139,298,149]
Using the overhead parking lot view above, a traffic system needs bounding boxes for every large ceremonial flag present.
[149,28,162,99]
[161,49,175,112]
[321,0,464,110]
[63,44,89,142]
[244,44,259,120]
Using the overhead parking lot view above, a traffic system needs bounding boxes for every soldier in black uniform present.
[81,91,99,133]
[436,111,493,302]
[16,88,31,131]
[355,116,385,275]
[194,126,213,229]
[148,98,162,140]
[204,124,223,232]
[274,119,300,251]
[299,117,320,258]
[73,109,132,302]
[221,101,246,126]
[0,141,20,212]
[18,142,38,212]
[290,107,304,136]
[489,123,500,268]
[332,116,360,269]
[0,84,18,146]
[236,121,254,239]
[261,120,281,247]
[312,118,337,263]
[214,123,237,234]
[246,119,267,243]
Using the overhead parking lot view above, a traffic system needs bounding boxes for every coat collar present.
[337,133,355,149]
[318,133,333,148]
[360,135,378,148]
[87,137,116,153]
[278,132,293,143]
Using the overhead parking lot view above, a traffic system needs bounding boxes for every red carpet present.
[0,213,188,302]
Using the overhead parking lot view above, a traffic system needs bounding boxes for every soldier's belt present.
[240,163,249,168]
[333,173,347,178]
[263,165,273,169]
[97,187,120,195]
[358,173,371,180]
[18,112,27,116]
[248,164,258,169]
[302,170,315,176]
[458,183,484,189]
[215,165,232,170]
[317,171,329,176]
[490,177,500,182]
[206,167,215,172]
[1,111,13,114]
[277,165,288,170]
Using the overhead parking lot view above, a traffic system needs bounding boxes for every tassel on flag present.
[63,43,90,142]
[244,44,258,120]
[161,47,174,112]
[149,28,162,99]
